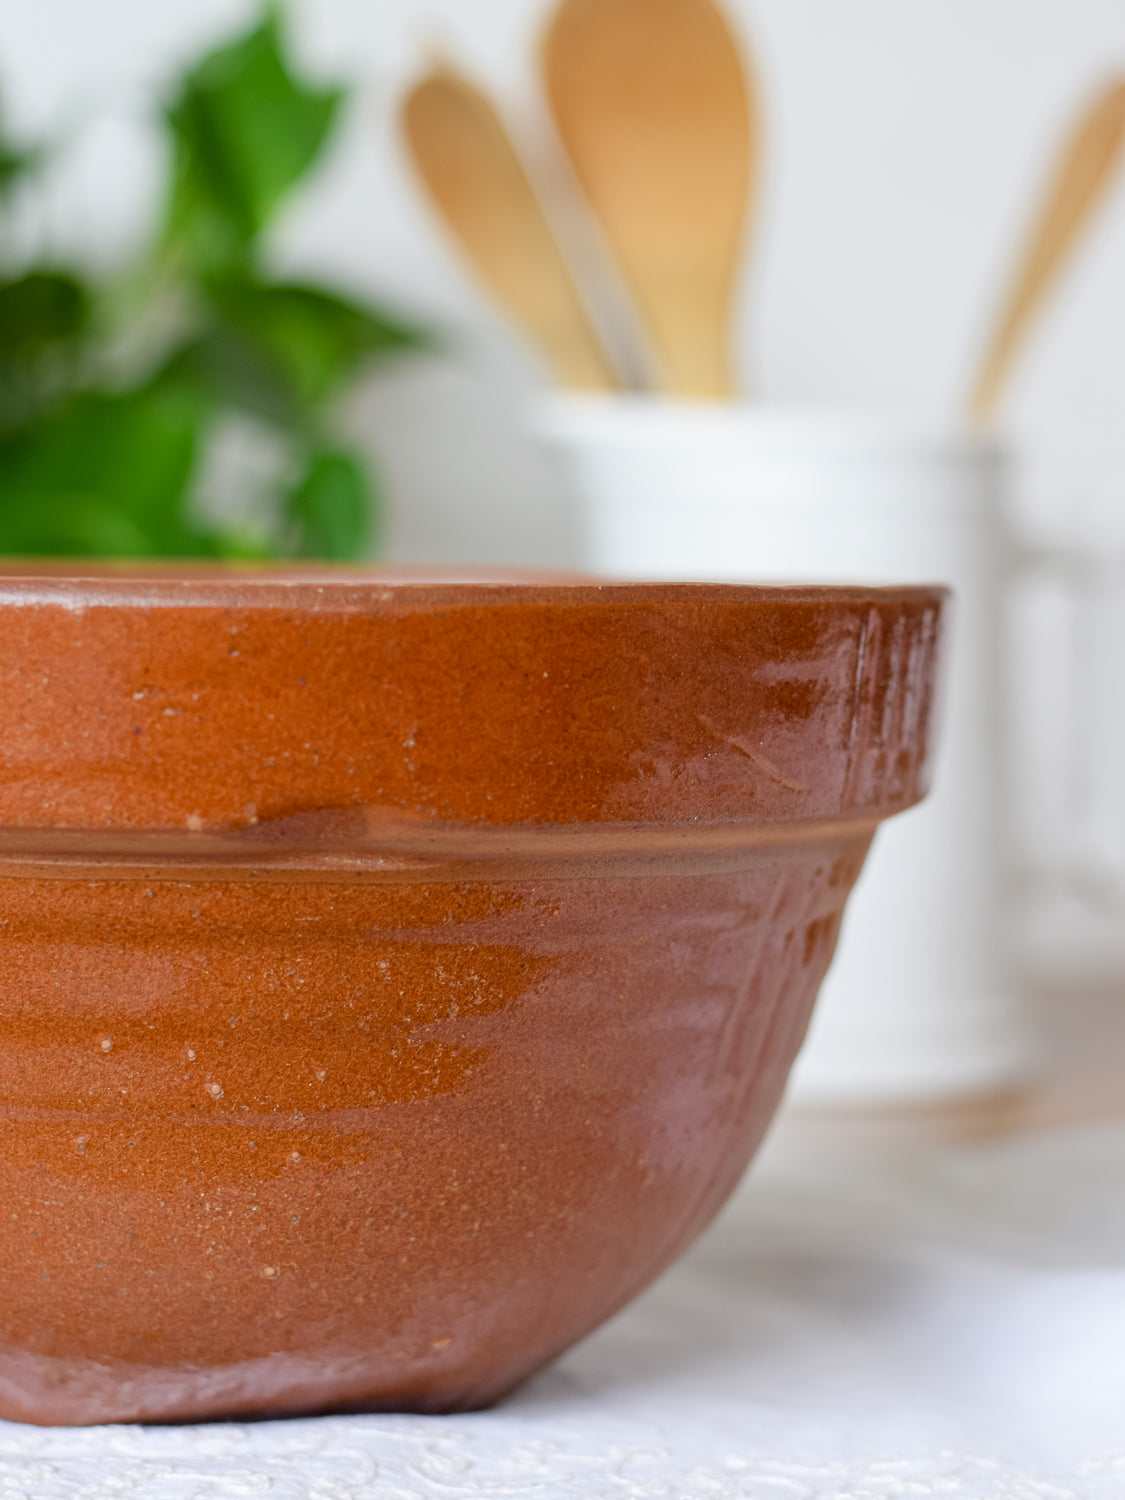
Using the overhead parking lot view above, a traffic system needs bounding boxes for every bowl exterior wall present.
[0,835,867,1424]
[0,574,945,1423]
[0,580,942,835]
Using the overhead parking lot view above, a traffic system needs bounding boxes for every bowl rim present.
[0,564,949,613]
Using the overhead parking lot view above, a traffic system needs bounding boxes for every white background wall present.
[3,0,1125,967]
[5,0,1125,544]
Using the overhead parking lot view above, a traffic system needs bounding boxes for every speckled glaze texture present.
[0,572,944,1426]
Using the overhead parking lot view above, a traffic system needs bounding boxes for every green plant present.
[0,7,423,560]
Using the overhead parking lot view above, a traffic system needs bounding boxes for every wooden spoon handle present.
[543,0,755,400]
[402,66,618,391]
[969,78,1125,423]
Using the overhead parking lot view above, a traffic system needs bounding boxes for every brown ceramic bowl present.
[0,569,944,1426]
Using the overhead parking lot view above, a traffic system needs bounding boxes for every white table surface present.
[2,1118,1123,1500]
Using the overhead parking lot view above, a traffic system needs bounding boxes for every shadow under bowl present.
[0,569,945,1424]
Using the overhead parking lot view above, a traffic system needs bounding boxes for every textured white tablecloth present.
[2,1119,1123,1499]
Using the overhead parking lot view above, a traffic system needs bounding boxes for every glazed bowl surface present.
[0,570,945,1425]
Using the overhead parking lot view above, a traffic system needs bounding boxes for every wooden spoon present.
[543,0,755,400]
[402,64,618,391]
[968,77,1125,423]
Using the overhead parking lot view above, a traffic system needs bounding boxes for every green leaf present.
[206,278,426,406]
[165,7,343,270]
[0,103,35,196]
[0,12,415,564]
[0,495,154,558]
[0,385,221,556]
[0,273,92,434]
[212,276,424,407]
[160,320,302,430]
[213,527,278,561]
[285,445,373,560]
[160,275,424,427]
[0,142,30,195]
[0,273,89,348]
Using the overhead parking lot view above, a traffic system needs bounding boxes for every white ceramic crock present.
[535,394,1027,1106]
